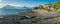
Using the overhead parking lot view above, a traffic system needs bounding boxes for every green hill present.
[34,2,60,12]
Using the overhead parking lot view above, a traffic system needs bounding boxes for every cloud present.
[0,4,6,8]
[0,0,2,2]
[0,4,25,8]
[9,4,24,7]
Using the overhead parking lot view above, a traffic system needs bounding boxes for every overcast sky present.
[0,0,60,7]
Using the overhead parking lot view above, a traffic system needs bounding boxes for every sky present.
[0,0,60,8]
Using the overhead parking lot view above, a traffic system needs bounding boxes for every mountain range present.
[0,5,31,9]
[0,5,32,15]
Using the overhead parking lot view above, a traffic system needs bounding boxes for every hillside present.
[34,2,60,13]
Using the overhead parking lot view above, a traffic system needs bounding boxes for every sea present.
[0,8,32,15]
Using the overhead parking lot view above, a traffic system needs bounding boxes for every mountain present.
[0,5,32,15]
[1,5,17,9]
[34,2,60,12]
[1,5,31,9]
[52,2,60,8]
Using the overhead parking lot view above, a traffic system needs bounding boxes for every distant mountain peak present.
[0,5,31,9]
[1,5,16,9]
[4,5,12,7]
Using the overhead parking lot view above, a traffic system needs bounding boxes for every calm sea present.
[0,8,32,15]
